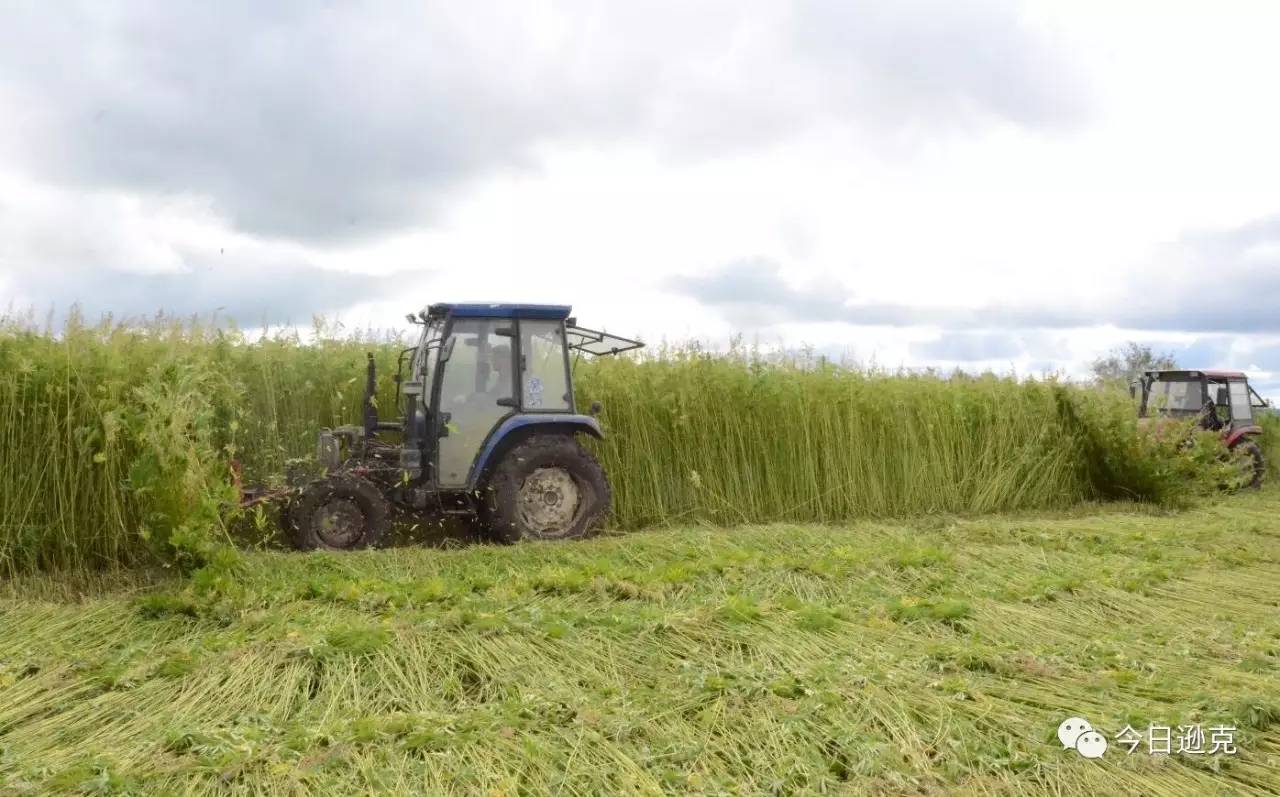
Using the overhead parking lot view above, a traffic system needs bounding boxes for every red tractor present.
[1131,369,1269,488]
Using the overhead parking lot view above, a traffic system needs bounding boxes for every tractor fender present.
[1225,426,1263,448]
[466,414,602,492]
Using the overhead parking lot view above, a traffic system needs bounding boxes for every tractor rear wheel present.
[1227,440,1265,490]
[288,475,390,551]
[479,434,611,543]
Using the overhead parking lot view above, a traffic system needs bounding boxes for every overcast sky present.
[2,1,1280,391]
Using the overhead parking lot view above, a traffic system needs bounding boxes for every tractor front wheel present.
[480,435,611,543]
[288,476,391,551]
[1228,440,1265,490]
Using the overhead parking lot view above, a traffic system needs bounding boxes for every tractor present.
[281,303,642,550]
[1130,369,1270,488]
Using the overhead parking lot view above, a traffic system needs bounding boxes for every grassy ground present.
[2,492,1279,795]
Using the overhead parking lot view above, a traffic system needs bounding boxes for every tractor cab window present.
[1229,381,1252,424]
[1149,379,1202,412]
[520,320,571,411]
[435,319,516,487]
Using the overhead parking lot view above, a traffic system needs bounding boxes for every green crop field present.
[0,315,1250,578]
[2,315,1279,795]
[3,491,1279,795]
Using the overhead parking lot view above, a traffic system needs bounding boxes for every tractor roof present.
[1203,369,1248,379]
[1145,368,1248,380]
[423,302,572,320]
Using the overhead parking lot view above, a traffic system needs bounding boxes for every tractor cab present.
[1133,369,1269,432]
[295,303,642,551]
[1131,369,1268,488]
[405,303,640,487]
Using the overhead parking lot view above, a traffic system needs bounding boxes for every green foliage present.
[1257,411,1280,480]
[0,312,242,579]
[0,313,401,578]
[884,596,972,624]
[579,350,1217,528]
[0,314,1245,577]
[1052,385,1226,505]
[1089,341,1177,385]
[318,624,391,658]
[135,593,199,620]
[717,594,763,623]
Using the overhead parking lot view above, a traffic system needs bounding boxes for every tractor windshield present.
[1148,379,1203,413]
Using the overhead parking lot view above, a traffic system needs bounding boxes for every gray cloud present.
[1120,217,1280,334]
[0,181,422,324]
[1146,337,1235,370]
[909,332,1025,361]
[666,258,1094,330]
[668,258,850,326]
[792,0,1091,131]
[671,213,1280,334]
[0,1,1091,244]
[1245,343,1280,373]
[4,258,424,327]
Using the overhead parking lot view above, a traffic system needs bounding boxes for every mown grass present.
[1,315,1235,577]
[2,490,1278,795]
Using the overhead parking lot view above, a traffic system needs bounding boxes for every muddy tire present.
[1228,440,1265,490]
[479,434,611,544]
[287,476,390,551]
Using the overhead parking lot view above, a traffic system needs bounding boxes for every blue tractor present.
[286,303,642,550]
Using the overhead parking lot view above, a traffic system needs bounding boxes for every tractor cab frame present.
[291,303,642,550]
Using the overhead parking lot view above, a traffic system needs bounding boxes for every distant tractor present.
[284,303,642,550]
[1131,369,1270,488]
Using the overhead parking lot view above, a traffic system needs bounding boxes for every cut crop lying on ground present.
[1,315,1232,576]
[3,490,1279,795]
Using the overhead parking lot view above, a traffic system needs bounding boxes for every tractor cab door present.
[518,319,573,412]
[434,318,517,487]
[406,317,445,447]
[1226,379,1254,429]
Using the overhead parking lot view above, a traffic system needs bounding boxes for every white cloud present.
[2,0,1280,390]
